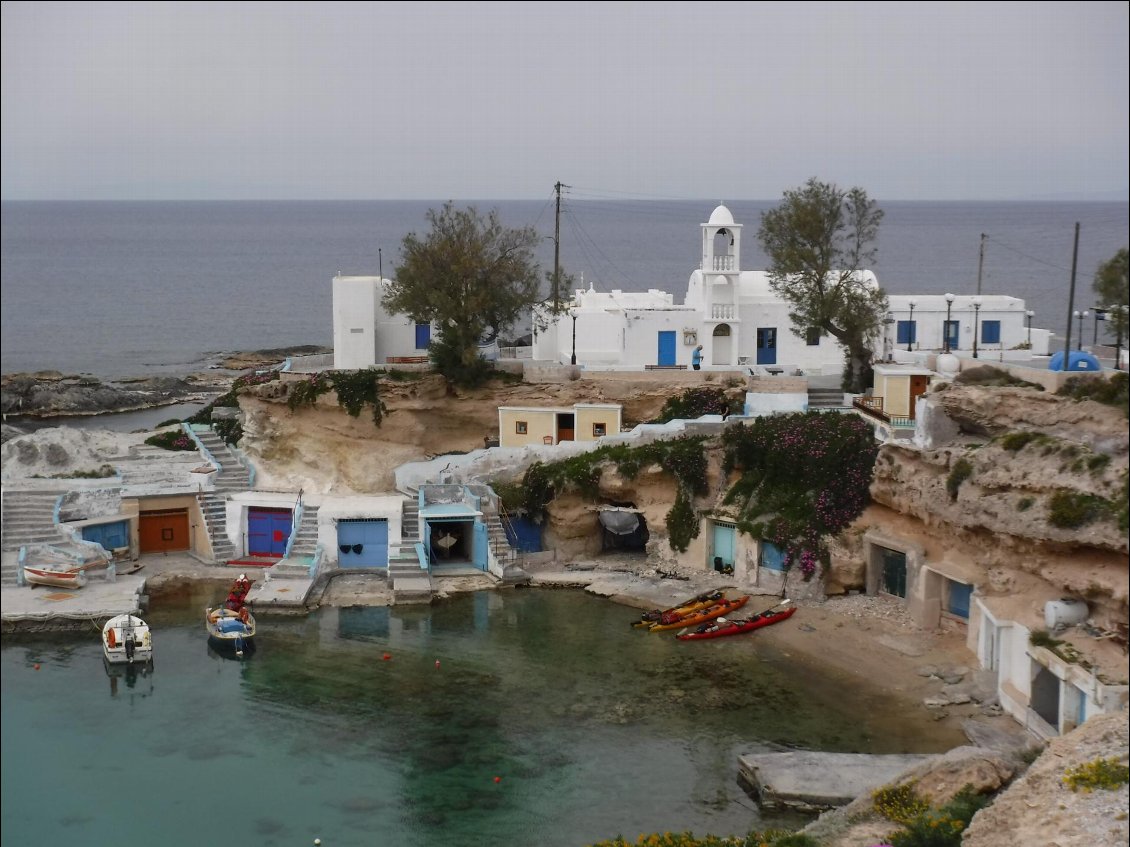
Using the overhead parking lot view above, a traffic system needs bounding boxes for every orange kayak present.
[630,589,726,628]
[648,595,750,632]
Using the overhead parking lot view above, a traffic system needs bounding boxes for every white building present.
[533,204,1047,374]
[332,274,433,370]
[331,206,1048,376]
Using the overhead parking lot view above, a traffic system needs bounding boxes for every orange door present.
[139,509,190,553]
[909,376,930,419]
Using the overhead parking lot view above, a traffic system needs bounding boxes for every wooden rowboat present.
[676,602,796,641]
[648,595,750,632]
[24,565,87,590]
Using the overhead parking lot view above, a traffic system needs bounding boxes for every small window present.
[981,321,1001,344]
[349,328,364,334]
[806,327,821,346]
[759,541,787,572]
[592,422,607,437]
[515,421,527,434]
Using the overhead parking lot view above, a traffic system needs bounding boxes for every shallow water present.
[1,589,962,846]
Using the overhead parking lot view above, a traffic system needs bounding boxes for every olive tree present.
[1093,247,1128,368]
[757,178,887,392]
[384,203,543,386]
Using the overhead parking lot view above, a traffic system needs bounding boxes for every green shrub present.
[286,369,387,425]
[666,489,699,553]
[946,459,973,500]
[1062,757,1130,792]
[955,365,1044,390]
[1057,372,1129,415]
[1087,454,1111,473]
[1016,497,1035,512]
[649,386,742,423]
[1047,490,1111,529]
[887,786,990,847]
[1000,431,1038,452]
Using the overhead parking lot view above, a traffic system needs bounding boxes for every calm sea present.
[2,199,1127,379]
[1,589,964,847]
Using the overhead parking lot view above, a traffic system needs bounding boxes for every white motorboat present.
[102,614,153,665]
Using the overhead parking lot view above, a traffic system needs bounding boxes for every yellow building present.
[498,404,622,448]
[871,365,934,420]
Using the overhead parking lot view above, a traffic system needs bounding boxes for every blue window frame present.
[896,320,917,345]
[981,320,1000,344]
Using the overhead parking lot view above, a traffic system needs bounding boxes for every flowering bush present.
[723,412,877,579]
[1062,757,1130,792]
[145,429,196,451]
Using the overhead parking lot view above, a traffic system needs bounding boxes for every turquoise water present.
[2,590,960,846]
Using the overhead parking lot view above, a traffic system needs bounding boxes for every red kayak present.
[676,603,796,641]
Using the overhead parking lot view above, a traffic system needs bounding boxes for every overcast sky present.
[2,1,1127,201]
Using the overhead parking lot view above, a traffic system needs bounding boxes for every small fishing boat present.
[676,601,796,641]
[102,614,154,664]
[205,607,256,658]
[23,565,87,590]
[630,589,726,628]
[648,594,750,632]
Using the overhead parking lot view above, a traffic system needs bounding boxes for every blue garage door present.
[248,508,293,557]
[337,519,389,568]
[657,331,676,366]
[82,520,129,552]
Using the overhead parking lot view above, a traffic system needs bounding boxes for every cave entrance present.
[599,507,649,553]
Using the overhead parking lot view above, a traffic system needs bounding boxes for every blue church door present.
[657,331,676,366]
[756,328,777,365]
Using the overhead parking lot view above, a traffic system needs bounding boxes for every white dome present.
[708,204,735,226]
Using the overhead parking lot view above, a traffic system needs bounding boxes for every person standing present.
[691,345,703,371]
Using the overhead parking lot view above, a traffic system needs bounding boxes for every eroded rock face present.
[961,712,1129,847]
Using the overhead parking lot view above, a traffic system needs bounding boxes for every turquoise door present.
[657,331,676,366]
[756,328,777,364]
[473,522,489,571]
[712,523,735,571]
[336,519,389,568]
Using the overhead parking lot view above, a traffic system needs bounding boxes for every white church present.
[331,204,1048,375]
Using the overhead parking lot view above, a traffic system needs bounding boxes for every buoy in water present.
[435,659,441,668]
[34,663,41,670]
[382,653,391,661]
[494,776,502,784]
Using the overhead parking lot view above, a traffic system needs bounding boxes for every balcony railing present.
[711,304,736,320]
[853,396,915,429]
[712,256,735,271]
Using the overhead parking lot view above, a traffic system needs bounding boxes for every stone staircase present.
[194,429,252,492]
[192,427,252,563]
[1,489,66,553]
[807,387,848,411]
[270,504,320,579]
[197,491,236,562]
[387,491,431,601]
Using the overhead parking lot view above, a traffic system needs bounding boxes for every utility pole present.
[553,181,564,312]
[976,233,986,296]
[1062,222,1080,366]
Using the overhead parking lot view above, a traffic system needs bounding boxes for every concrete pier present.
[738,751,936,811]
[1,572,148,631]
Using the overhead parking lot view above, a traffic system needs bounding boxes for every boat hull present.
[630,590,725,628]
[206,608,256,657]
[24,567,86,589]
[676,605,797,641]
[648,595,750,632]
[102,614,153,664]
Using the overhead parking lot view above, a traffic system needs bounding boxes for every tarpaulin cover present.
[599,509,641,535]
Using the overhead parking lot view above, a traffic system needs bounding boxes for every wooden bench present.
[386,356,429,364]
[644,364,687,370]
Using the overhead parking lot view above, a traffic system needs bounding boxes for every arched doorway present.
[712,323,732,365]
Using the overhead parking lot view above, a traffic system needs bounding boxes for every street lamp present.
[971,296,982,358]
[943,293,955,353]
[569,307,578,366]
[906,299,916,352]
[1026,310,1034,347]
[1074,310,1087,351]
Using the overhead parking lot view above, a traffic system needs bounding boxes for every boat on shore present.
[23,565,87,590]
[676,601,796,641]
[102,614,154,664]
[648,594,750,632]
[630,589,725,628]
[205,607,256,658]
